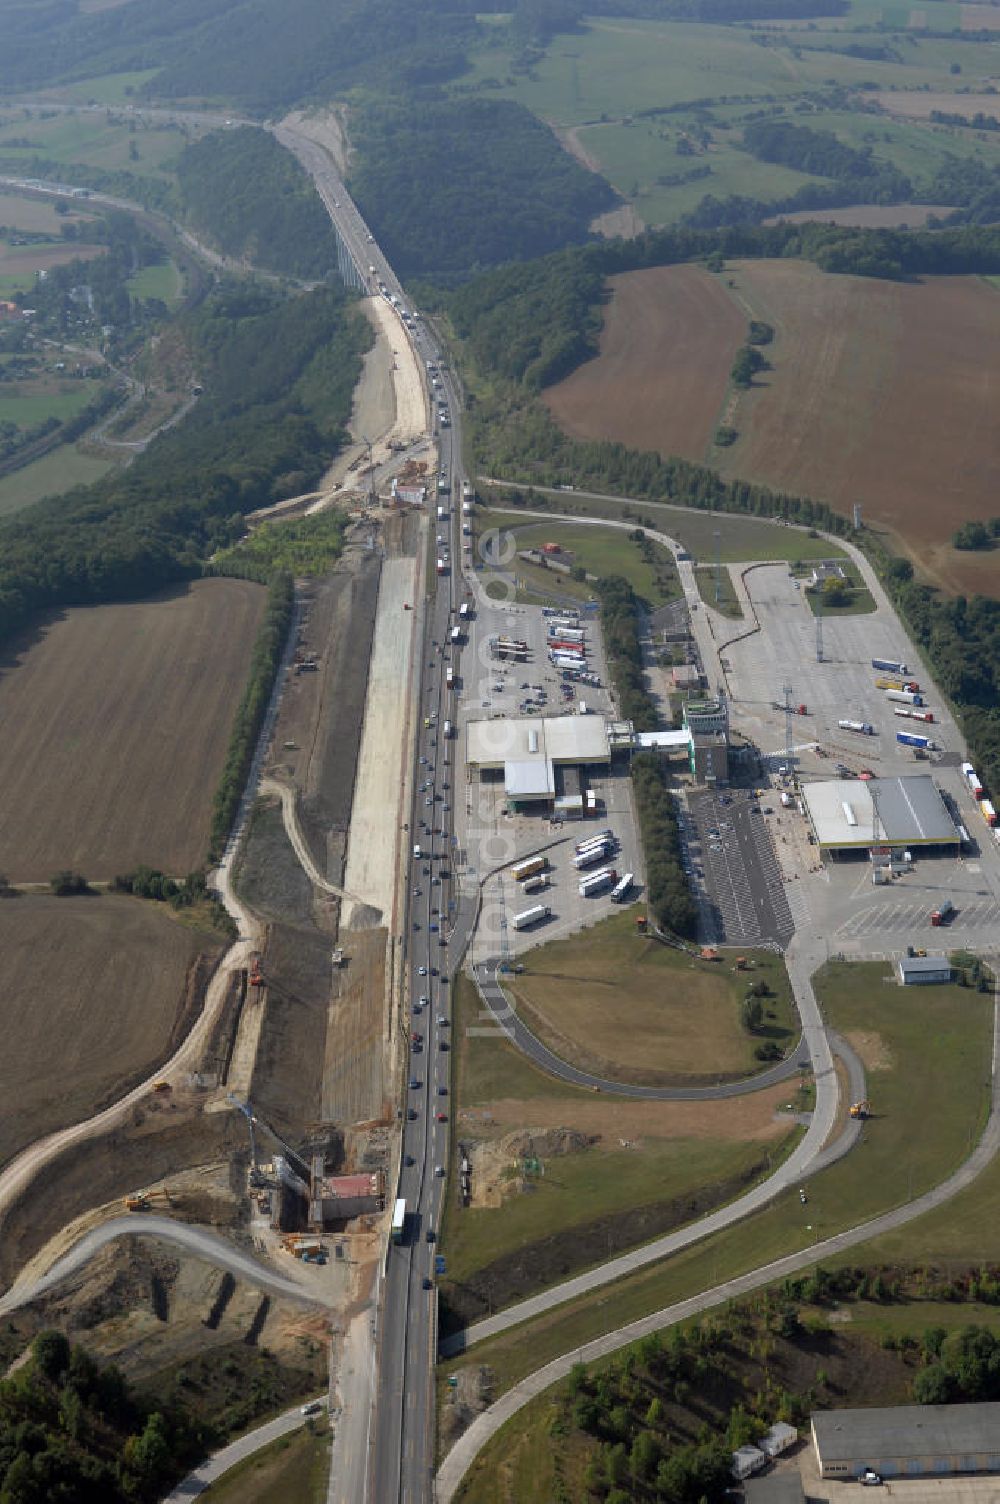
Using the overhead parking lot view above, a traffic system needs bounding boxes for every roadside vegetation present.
[440,960,993,1397]
[631,755,697,939]
[212,510,347,582]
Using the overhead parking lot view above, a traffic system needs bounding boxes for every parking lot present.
[450,585,643,962]
[681,787,793,947]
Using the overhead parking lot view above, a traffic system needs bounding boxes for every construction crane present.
[849,1100,872,1119]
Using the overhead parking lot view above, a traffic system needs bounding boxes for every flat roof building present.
[800,776,959,855]
[466,714,610,805]
[898,955,952,986]
[812,1402,1000,1481]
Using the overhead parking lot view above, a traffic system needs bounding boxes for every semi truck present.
[897,730,935,750]
[548,640,584,657]
[573,841,613,870]
[549,625,585,642]
[459,602,470,619]
[576,829,613,853]
[962,762,985,799]
[981,799,997,828]
[511,855,547,882]
[875,677,919,692]
[391,1198,407,1244]
[930,898,954,926]
[838,719,875,735]
[579,867,617,897]
[894,707,934,723]
[437,505,447,520]
[446,667,455,689]
[443,719,452,738]
[450,625,461,643]
[885,689,924,706]
[512,904,550,930]
[872,657,908,675]
[611,873,634,903]
[523,875,549,894]
[436,558,447,576]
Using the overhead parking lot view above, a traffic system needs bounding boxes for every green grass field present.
[42,70,164,106]
[127,259,183,304]
[0,381,105,430]
[694,563,743,618]
[505,912,795,1082]
[201,1421,329,1502]
[0,112,183,187]
[478,510,681,605]
[804,573,877,617]
[484,490,849,565]
[439,961,992,1395]
[0,444,117,516]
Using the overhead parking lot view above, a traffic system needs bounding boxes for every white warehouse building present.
[465,714,610,804]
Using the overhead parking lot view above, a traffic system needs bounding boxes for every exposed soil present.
[0,241,106,275]
[249,918,340,1143]
[438,1154,774,1335]
[0,578,265,879]
[0,1112,246,1290]
[466,1083,795,1142]
[235,800,316,927]
[844,1029,893,1073]
[0,894,223,1171]
[323,926,388,1127]
[0,1236,329,1433]
[270,549,380,889]
[875,88,1000,118]
[544,263,744,464]
[467,1129,594,1210]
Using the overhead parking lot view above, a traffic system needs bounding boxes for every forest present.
[177,128,338,280]
[0,1330,213,1503]
[0,279,369,649]
[348,98,615,277]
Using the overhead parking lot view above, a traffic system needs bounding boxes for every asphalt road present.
[163,1397,328,1501]
[437,997,1000,1500]
[472,956,809,1097]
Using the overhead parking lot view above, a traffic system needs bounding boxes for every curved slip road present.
[437,998,1000,1500]
[0,1215,330,1317]
[474,957,811,1099]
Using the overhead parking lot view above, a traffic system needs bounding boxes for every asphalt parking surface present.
[683,787,793,947]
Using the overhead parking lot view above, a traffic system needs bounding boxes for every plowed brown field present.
[0,893,222,1169]
[544,263,744,460]
[0,577,265,879]
[544,259,1000,595]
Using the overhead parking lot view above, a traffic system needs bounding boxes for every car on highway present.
[440,1040,449,1050]
[407,1108,418,1120]
[437,1085,448,1095]
[429,923,439,932]
[418,966,427,976]
[436,1111,448,1122]
[422,1276,433,1289]
[434,1165,445,1177]
[404,1155,415,1167]
[301,1401,323,1416]
[426,1227,435,1242]
[419,995,429,1008]
[409,1077,420,1089]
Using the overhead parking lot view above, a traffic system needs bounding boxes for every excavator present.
[124,1188,173,1212]
[849,1100,872,1120]
[248,954,263,988]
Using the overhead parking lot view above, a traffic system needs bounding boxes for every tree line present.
[176,128,338,281]
[630,754,698,939]
[596,573,660,732]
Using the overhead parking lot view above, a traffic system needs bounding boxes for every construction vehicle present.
[636,915,648,932]
[124,1189,173,1212]
[152,1081,171,1095]
[699,946,722,962]
[248,956,263,987]
[849,1100,872,1119]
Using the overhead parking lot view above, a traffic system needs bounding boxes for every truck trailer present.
[512,904,550,930]
[576,829,613,854]
[578,867,617,897]
[511,855,547,882]
[838,719,875,735]
[885,689,924,706]
[981,799,997,828]
[572,841,612,870]
[872,657,908,675]
[930,898,955,926]
[896,730,935,750]
[894,707,934,724]
[962,763,985,799]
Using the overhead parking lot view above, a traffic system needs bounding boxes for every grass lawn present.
[804,573,877,617]
[483,490,848,565]
[127,258,183,304]
[202,1421,330,1502]
[0,112,183,187]
[439,961,992,1395]
[0,444,117,516]
[479,511,681,605]
[0,191,97,234]
[0,380,105,430]
[43,70,164,106]
[505,911,795,1083]
[694,563,742,619]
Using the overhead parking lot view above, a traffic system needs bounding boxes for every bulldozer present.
[849,1100,872,1120]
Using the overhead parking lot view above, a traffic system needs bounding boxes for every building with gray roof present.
[800,775,959,855]
[811,1402,1000,1480]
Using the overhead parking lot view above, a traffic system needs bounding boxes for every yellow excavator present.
[849,1100,872,1120]
[124,1188,173,1212]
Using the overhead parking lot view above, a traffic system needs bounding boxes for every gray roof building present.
[800,775,959,853]
[812,1402,1000,1480]
[898,955,952,986]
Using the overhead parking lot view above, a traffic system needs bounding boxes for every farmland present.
[0,892,222,1168]
[541,260,1000,596]
[0,577,265,880]
[544,265,743,468]
[0,444,117,515]
[0,239,106,295]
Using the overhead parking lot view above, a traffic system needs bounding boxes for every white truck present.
[512,904,550,930]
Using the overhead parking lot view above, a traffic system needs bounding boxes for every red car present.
[436,1111,448,1122]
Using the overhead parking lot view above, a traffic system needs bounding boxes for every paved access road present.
[437,999,1000,1500]
[473,957,810,1098]
[163,1397,328,1502]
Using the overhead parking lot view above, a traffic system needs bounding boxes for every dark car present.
[426,1227,435,1243]
[422,1276,433,1289]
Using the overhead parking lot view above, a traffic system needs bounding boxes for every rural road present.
[0,1215,330,1317]
[437,997,1000,1500]
[162,1396,329,1502]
